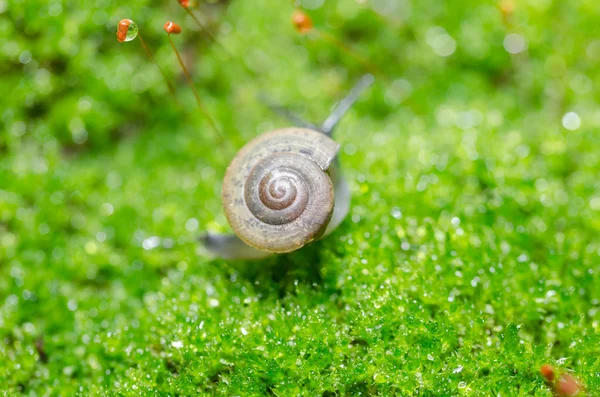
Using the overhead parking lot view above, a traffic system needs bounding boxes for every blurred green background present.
[1,0,600,395]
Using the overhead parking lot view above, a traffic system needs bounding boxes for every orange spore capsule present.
[178,0,190,8]
[556,373,583,396]
[117,19,132,43]
[164,21,182,35]
[540,364,555,382]
[292,10,313,34]
[499,0,515,18]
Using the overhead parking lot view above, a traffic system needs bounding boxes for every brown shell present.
[222,128,340,253]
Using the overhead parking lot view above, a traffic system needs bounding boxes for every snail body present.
[201,74,373,259]
[202,128,350,259]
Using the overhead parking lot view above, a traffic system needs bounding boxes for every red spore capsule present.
[292,10,313,34]
[540,364,555,382]
[178,0,190,8]
[117,19,133,43]
[164,21,182,35]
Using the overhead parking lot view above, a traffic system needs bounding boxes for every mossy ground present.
[1,0,600,395]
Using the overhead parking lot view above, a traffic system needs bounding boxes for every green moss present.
[1,0,599,395]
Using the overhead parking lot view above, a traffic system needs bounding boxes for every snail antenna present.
[259,74,373,135]
[258,94,319,130]
[320,73,374,136]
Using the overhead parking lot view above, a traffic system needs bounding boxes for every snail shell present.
[222,127,340,253]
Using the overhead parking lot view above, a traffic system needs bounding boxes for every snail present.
[202,74,374,259]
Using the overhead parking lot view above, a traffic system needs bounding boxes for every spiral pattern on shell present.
[222,128,340,253]
[245,159,310,225]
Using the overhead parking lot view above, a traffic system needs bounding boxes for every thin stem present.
[184,7,261,79]
[184,8,232,57]
[168,34,223,142]
[138,33,178,100]
[319,30,383,78]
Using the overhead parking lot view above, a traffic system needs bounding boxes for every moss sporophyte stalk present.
[116,19,177,99]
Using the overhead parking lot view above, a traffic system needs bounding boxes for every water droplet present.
[426,27,456,57]
[85,241,98,255]
[100,203,114,216]
[106,172,122,189]
[185,218,199,232]
[19,50,32,64]
[344,143,357,155]
[503,33,526,54]
[562,112,581,130]
[171,340,183,348]
[67,299,78,311]
[10,121,26,137]
[116,19,138,43]
[586,40,600,61]
[142,236,161,250]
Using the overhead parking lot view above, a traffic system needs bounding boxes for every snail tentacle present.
[258,94,320,131]
[320,74,374,136]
